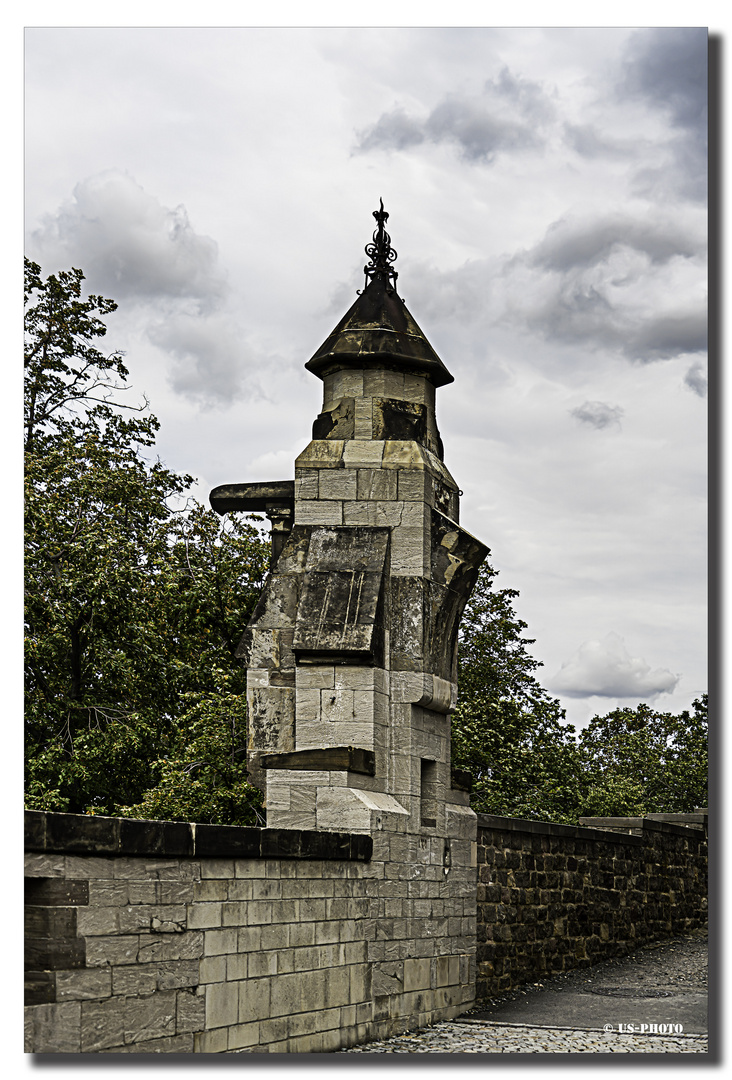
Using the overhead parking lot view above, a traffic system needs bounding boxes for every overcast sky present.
[24,24,709,731]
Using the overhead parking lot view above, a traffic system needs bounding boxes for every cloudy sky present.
[24,23,709,731]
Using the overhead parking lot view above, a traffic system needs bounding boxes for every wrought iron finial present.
[363,198,398,292]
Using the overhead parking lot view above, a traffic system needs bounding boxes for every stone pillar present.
[213,205,488,1023]
[230,221,488,839]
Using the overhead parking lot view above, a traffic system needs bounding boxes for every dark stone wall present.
[476,813,708,999]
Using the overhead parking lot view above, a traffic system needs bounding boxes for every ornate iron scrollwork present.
[363,198,398,292]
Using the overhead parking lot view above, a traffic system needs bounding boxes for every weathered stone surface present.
[209,480,294,514]
[261,746,376,776]
[27,1001,82,1053]
[312,397,355,440]
[475,813,708,999]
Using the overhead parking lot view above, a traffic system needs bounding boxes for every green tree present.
[452,562,583,823]
[576,695,708,817]
[24,259,269,822]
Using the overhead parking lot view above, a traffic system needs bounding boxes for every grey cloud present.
[621,27,707,132]
[626,312,707,362]
[504,214,707,364]
[30,170,227,311]
[424,96,542,162]
[551,633,679,698]
[571,401,623,429]
[684,360,708,398]
[529,214,704,273]
[563,122,637,161]
[620,28,707,203]
[356,108,425,153]
[355,66,553,163]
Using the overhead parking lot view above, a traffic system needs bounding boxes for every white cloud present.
[30,170,227,311]
[550,632,679,699]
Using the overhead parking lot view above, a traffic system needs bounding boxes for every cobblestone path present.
[338,1019,707,1053]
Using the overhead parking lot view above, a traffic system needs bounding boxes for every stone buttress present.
[211,203,487,847]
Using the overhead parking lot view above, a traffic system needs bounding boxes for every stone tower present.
[211,203,487,840]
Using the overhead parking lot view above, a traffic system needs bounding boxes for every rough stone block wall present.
[475,813,708,999]
[25,811,475,1054]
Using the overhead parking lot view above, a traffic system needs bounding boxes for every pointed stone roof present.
[305,203,454,388]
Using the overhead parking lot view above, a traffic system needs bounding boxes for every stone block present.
[220,901,247,927]
[227,879,253,901]
[227,1021,262,1050]
[124,990,177,1046]
[239,977,272,1023]
[295,439,346,470]
[294,500,343,526]
[357,468,398,501]
[25,853,66,878]
[138,931,204,964]
[372,961,404,995]
[296,666,335,690]
[364,369,405,399]
[325,368,365,401]
[315,921,341,945]
[80,997,127,1052]
[237,925,262,953]
[55,969,112,1001]
[248,687,295,752]
[26,876,90,906]
[403,372,435,406]
[294,470,319,500]
[320,688,355,723]
[390,526,428,575]
[342,500,377,525]
[153,959,198,990]
[175,988,206,1034]
[318,468,358,500]
[120,903,186,935]
[85,935,139,967]
[381,440,428,471]
[295,687,321,721]
[194,879,230,902]
[404,957,432,992]
[343,440,385,468]
[27,1001,82,1053]
[400,501,429,528]
[246,900,274,926]
[111,965,158,996]
[354,397,373,438]
[195,1026,229,1053]
[323,964,352,1007]
[206,981,239,1029]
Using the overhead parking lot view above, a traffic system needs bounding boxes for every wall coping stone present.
[24,810,372,862]
[476,812,706,846]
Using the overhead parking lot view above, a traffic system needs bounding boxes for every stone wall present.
[24,810,475,1053]
[476,812,708,999]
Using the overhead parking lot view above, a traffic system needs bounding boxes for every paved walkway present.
[339,1019,707,1053]
[338,930,708,1054]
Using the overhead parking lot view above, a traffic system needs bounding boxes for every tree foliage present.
[452,562,707,824]
[452,562,583,823]
[24,259,269,822]
[576,695,708,817]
